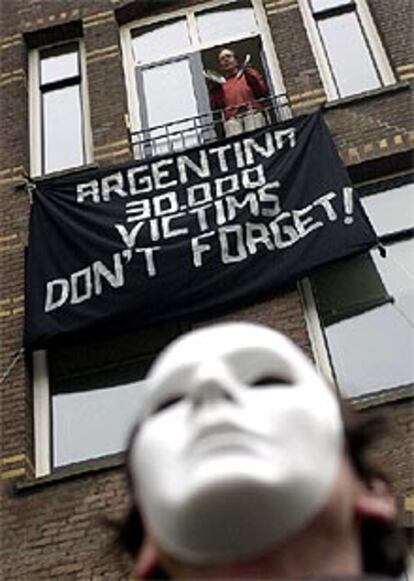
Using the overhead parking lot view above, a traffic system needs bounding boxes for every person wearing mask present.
[117,322,406,579]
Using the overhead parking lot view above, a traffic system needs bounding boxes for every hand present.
[243,53,252,68]
[236,54,252,78]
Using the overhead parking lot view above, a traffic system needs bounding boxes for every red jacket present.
[209,67,269,119]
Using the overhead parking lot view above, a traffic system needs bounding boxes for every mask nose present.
[190,361,239,408]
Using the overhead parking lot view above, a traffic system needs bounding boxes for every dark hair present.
[116,403,406,578]
[217,46,236,59]
[340,403,406,577]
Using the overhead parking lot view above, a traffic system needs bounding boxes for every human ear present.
[354,478,397,523]
[133,537,160,579]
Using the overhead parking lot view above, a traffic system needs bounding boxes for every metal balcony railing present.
[129,93,291,160]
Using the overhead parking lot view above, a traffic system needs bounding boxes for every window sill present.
[349,383,414,411]
[323,81,411,110]
[13,451,125,494]
[31,162,100,182]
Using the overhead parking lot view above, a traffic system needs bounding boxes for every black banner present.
[25,113,377,349]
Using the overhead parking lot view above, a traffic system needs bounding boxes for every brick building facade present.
[0,0,413,578]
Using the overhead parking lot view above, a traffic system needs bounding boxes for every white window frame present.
[33,323,188,476]
[33,349,147,476]
[302,177,414,402]
[120,0,287,140]
[28,39,93,177]
[33,350,51,477]
[33,349,148,477]
[298,0,395,100]
[298,277,335,386]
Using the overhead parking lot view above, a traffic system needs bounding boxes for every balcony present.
[129,94,291,160]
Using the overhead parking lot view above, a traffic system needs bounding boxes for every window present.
[121,0,287,157]
[305,176,414,404]
[33,325,187,476]
[29,40,92,176]
[299,0,395,100]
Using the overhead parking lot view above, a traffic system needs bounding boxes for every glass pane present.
[197,4,257,44]
[326,304,414,397]
[310,0,352,13]
[142,59,200,154]
[318,12,380,97]
[372,241,414,325]
[361,183,414,237]
[43,85,84,173]
[53,380,147,467]
[132,19,190,64]
[40,44,79,85]
[325,240,414,398]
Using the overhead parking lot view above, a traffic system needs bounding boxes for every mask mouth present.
[189,420,267,456]
[194,422,243,441]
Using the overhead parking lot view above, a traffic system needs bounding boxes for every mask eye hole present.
[152,396,183,415]
[250,375,292,388]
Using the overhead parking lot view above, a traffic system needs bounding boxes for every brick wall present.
[365,399,414,497]
[265,0,325,102]
[369,0,414,80]
[1,468,133,579]
[0,0,413,577]
[325,87,413,167]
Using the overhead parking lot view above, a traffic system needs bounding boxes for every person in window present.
[206,48,270,137]
[116,323,406,579]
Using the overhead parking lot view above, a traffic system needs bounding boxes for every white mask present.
[129,322,343,565]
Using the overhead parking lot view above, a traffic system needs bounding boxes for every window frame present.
[33,348,148,476]
[33,347,153,477]
[298,0,395,100]
[134,51,213,156]
[301,174,414,404]
[33,350,51,477]
[33,323,191,477]
[120,0,287,144]
[298,277,335,385]
[28,39,93,177]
